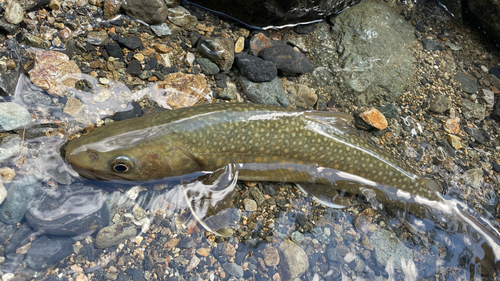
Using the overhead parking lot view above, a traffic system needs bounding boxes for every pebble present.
[369,229,412,270]
[196,58,220,75]
[259,45,312,74]
[0,167,15,184]
[222,262,244,278]
[153,73,210,108]
[444,42,462,51]
[263,247,280,266]
[249,185,265,205]
[243,198,257,211]
[359,108,388,130]
[6,59,16,70]
[127,60,142,76]
[121,0,168,24]
[86,30,109,45]
[196,248,210,257]
[454,73,478,94]
[235,37,245,53]
[446,134,462,149]
[443,118,460,134]
[118,36,143,50]
[25,187,109,236]
[240,76,290,107]
[217,81,237,100]
[0,176,45,224]
[196,36,235,71]
[26,236,74,270]
[0,102,31,131]
[281,80,317,109]
[186,255,200,271]
[463,168,483,188]
[250,33,273,56]
[168,6,198,29]
[480,88,495,108]
[461,98,485,120]
[95,222,137,248]
[63,97,85,116]
[429,94,452,114]
[421,39,442,51]
[105,42,124,59]
[0,181,6,205]
[464,127,486,144]
[29,51,81,96]
[103,0,121,19]
[278,240,309,280]
[0,135,22,164]
[234,54,277,82]
[5,0,24,25]
[150,23,172,37]
[24,34,51,49]
[21,90,52,105]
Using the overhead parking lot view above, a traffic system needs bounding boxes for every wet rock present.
[29,51,81,96]
[179,236,196,248]
[327,0,415,105]
[168,6,198,30]
[86,30,109,45]
[150,23,172,37]
[217,81,237,100]
[5,0,24,25]
[118,36,143,50]
[196,36,235,71]
[187,0,360,27]
[0,102,31,131]
[222,262,243,278]
[103,0,122,19]
[243,199,257,212]
[26,236,73,270]
[64,97,85,117]
[0,176,45,224]
[281,80,317,109]
[421,39,442,51]
[105,42,124,59]
[79,242,96,261]
[359,108,387,130]
[0,135,22,163]
[24,34,51,49]
[240,76,290,107]
[326,247,342,262]
[250,33,273,56]
[22,90,52,106]
[4,224,33,255]
[454,73,478,94]
[465,127,486,144]
[369,229,412,270]
[196,58,219,75]
[235,37,244,53]
[234,54,277,82]
[259,45,312,74]
[0,181,6,205]
[121,0,168,24]
[186,255,200,272]
[127,60,142,76]
[264,247,280,266]
[95,222,137,248]
[279,239,308,281]
[376,103,398,119]
[446,134,462,149]
[26,186,108,236]
[461,99,485,120]
[463,168,483,188]
[153,73,211,108]
[429,94,452,114]
[113,101,141,121]
[480,89,495,108]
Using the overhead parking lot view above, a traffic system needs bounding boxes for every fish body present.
[65,103,500,273]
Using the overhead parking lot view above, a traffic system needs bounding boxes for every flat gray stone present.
[0,102,31,131]
[369,229,413,270]
[240,76,290,107]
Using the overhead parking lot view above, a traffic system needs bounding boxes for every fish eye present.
[109,156,134,173]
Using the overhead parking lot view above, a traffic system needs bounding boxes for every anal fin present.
[296,183,349,209]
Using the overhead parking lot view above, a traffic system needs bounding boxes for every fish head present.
[65,126,203,181]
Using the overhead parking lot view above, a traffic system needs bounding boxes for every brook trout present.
[65,103,500,273]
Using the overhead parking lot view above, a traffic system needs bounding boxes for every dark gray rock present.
[196,36,235,71]
[234,54,277,82]
[187,0,360,27]
[259,45,312,74]
[0,39,23,97]
[105,42,124,59]
[79,243,96,261]
[4,224,33,255]
[113,101,142,121]
[0,176,45,224]
[127,60,142,76]
[118,36,143,50]
[121,0,168,24]
[421,39,442,51]
[454,73,478,94]
[26,236,74,270]
[26,186,109,236]
[240,76,290,107]
[461,98,485,120]
[429,94,452,114]
[95,222,137,248]
[464,127,486,144]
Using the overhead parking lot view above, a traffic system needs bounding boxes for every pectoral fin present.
[296,183,349,209]
[182,164,239,237]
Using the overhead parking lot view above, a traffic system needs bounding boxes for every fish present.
[65,102,500,274]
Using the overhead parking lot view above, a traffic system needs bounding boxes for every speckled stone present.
[279,240,309,280]
[0,102,31,131]
[196,36,235,71]
[5,0,24,24]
